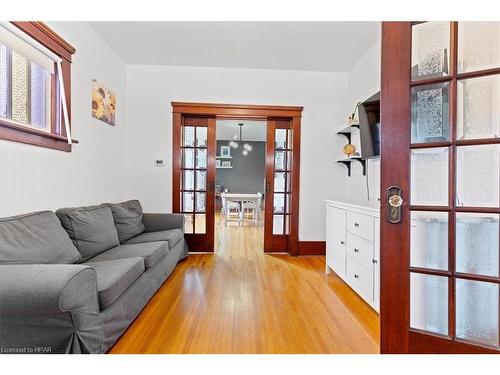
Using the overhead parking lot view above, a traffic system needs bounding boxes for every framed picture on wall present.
[216,160,221,168]
[221,161,231,168]
[220,146,231,158]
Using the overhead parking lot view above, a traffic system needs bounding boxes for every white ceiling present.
[216,120,266,142]
[89,22,380,72]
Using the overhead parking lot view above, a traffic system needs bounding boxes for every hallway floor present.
[109,214,380,353]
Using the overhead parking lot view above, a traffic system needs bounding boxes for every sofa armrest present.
[142,213,185,233]
[0,264,99,315]
[0,264,102,353]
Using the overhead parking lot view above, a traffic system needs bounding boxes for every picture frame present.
[216,160,221,168]
[220,146,231,158]
[221,161,231,168]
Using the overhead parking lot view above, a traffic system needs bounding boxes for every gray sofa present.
[0,200,188,354]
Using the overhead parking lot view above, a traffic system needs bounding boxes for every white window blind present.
[0,22,72,143]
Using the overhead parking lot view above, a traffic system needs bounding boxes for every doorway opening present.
[215,119,267,254]
[172,102,302,255]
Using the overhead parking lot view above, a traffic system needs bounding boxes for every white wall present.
[0,22,127,216]
[125,65,349,241]
[340,31,382,208]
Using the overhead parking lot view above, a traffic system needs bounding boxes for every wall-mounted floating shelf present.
[336,157,366,177]
[336,123,359,144]
[216,156,233,159]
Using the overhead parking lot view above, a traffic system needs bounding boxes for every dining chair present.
[221,194,241,226]
[242,193,262,226]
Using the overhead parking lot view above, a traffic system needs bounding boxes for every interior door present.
[381,22,500,353]
[264,119,293,252]
[173,115,216,251]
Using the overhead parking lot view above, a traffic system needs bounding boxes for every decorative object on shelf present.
[92,80,116,126]
[228,123,253,156]
[216,159,221,168]
[343,143,356,157]
[348,102,361,126]
[220,145,231,158]
[221,161,231,168]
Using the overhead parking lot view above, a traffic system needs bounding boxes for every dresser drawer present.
[346,232,374,269]
[346,211,374,242]
[346,256,374,303]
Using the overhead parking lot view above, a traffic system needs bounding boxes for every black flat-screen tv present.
[358,92,380,159]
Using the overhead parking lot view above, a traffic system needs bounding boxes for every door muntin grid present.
[181,123,207,234]
[273,127,292,235]
[409,21,500,349]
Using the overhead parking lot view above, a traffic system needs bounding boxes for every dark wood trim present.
[171,102,303,256]
[0,121,72,152]
[298,241,325,256]
[380,21,412,354]
[289,115,301,256]
[410,75,452,87]
[409,330,500,354]
[11,22,76,62]
[172,102,303,118]
[456,66,500,80]
[0,22,76,152]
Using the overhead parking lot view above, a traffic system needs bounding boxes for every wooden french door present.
[172,115,216,251]
[381,22,500,353]
[264,119,295,252]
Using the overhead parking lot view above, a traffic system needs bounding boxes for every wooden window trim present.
[0,22,77,152]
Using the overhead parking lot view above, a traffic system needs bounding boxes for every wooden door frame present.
[172,102,303,255]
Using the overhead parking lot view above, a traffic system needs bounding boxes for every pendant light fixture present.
[228,123,253,156]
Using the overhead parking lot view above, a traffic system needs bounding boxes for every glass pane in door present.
[183,126,195,146]
[456,278,499,347]
[456,144,500,207]
[457,74,500,140]
[411,22,450,81]
[410,272,449,335]
[456,213,499,277]
[410,147,449,206]
[411,82,450,143]
[410,211,448,270]
[458,22,500,73]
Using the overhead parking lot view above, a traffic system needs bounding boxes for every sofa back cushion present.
[0,211,81,264]
[56,205,120,262]
[105,200,146,243]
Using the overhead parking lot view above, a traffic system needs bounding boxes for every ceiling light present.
[227,123,252,155]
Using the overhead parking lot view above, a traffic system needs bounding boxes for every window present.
[0,22,75,151]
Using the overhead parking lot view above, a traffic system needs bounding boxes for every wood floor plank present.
[109,216,380,354]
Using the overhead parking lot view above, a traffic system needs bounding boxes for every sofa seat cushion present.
[85,258,145,309]
[88,241,168,269]
[125,229,184,248]
[105,200,146,244]
[0,211,81,264]
[56,205,120,262]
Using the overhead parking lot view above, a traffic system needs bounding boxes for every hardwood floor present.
[109,214,380,354]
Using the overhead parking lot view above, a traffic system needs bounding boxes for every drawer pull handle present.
[372,259,378,264]
[354,274,359,279]
[354,248,360,253]
[354,223,360,228]
[340,241,345,245]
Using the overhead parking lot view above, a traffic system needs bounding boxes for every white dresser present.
[325,200,380,312]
